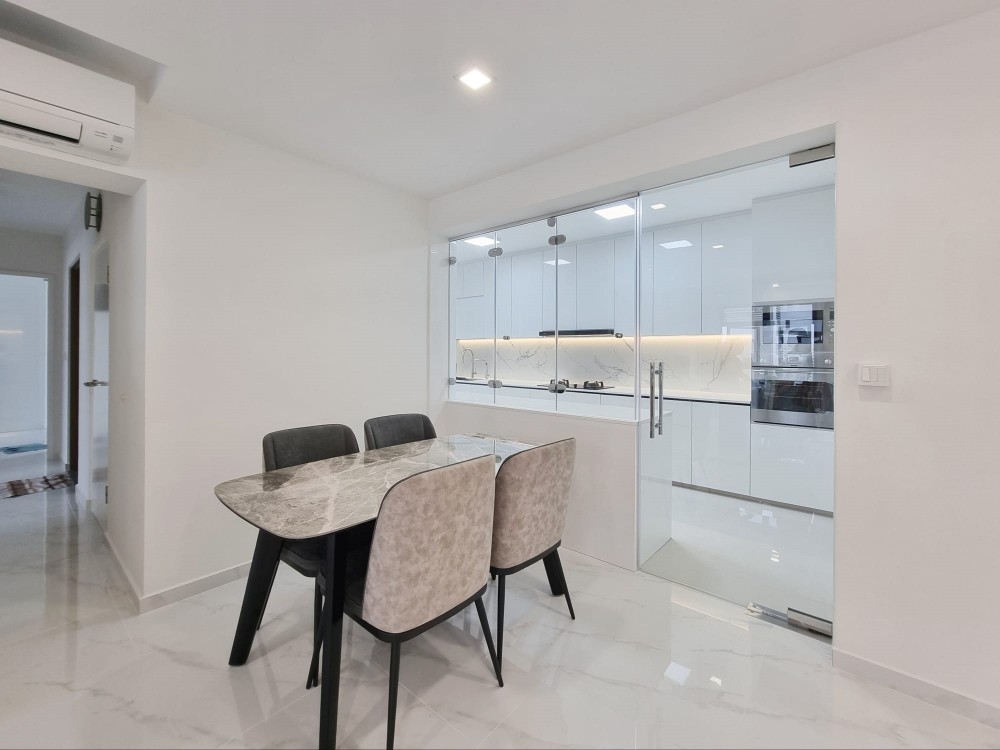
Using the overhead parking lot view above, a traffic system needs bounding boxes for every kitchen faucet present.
[460,347,475,378]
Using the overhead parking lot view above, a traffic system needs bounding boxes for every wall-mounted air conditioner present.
[0,38,135,164]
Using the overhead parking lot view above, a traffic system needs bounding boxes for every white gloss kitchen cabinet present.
[752,186,835,303]
[651,222,702,335]
[691,401,751,495]
[701,213,752,333]
[644,212,751,335]
[453,259,494,340]
[750,422,834,512]
[575,238,616,330]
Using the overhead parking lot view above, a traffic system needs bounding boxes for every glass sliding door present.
[449,232,497,405]
[490,219,557,411]
[635,154,836,628]
[551,198,638,418]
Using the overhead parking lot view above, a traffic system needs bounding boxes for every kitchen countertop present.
[453,378,750,405]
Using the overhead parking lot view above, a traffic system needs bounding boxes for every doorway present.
[635,152,836,629]
[68,259,80,481]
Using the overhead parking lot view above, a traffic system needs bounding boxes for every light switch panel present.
[858,363,890,387]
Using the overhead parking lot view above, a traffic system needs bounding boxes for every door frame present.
[68,257,80,480]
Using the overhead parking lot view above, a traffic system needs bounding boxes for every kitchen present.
[447,149,836,628]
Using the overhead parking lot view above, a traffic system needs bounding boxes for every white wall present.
[0,226,63,460]
[429,10,1000,715]
[135,106,428,596]
[1,101,429,604]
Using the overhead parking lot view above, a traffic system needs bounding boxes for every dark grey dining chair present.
[259,423,367,687]
[489,438,577,677]
[317,454,502,750]
[363,413,437,450]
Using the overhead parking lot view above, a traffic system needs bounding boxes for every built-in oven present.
[752,300,835,429]
[751,368,834,429]
[752,300,834,369]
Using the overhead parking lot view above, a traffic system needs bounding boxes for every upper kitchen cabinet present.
[574,237,616,330]
[495,255,513,339]
[615,234,637,335]
[495,218,552,339]
[752,186,835,303]
[652,222,702,335]
[701,212,752,333]
[543,245,577,331]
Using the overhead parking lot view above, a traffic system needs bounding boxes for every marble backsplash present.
[456,334,752,395]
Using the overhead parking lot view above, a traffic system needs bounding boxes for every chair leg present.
[387,642,401,750]
[474,596,503,687]
[548,550,576,620]
[496,574,506,669]
[255,544,282,631]
[307,579,323,689]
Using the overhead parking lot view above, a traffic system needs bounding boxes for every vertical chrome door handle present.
[649,362,656,438]
[657,361,664,436]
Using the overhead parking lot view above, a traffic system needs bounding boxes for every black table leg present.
[542,548,565,596]
[319,532,347,750]
[229,529,284,666]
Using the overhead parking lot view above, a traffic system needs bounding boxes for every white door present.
[87,245,110,526]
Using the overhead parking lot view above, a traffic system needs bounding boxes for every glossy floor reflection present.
[2,486,998,748]
[642,487,834,621]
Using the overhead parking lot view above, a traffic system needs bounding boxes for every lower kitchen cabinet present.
[666,399,692,484]
[449,382,493,405]
[691,402,750,495]
[750,422,833,512]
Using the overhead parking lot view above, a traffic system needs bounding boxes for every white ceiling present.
[0,167,87,236]
[10,0,1000,198]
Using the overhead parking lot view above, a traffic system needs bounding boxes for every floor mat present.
[1,474,74,499]
[0,443,48,455]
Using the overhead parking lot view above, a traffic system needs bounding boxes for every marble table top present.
[215,433,536,540]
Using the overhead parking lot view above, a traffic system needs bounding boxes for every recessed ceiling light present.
[659,240,693,249]
[464,236,494,246]
[594,204,635,220]
[712,244,725,249]
[543,258,571,265]
[772,283,781,288]
[650,203,666,210]
[458,68,493,90]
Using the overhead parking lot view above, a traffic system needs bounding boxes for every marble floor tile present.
[2,484,1000,750]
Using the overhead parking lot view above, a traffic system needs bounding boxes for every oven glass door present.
[751,368,834,429]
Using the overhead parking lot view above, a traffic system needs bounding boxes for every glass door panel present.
[553,198,637,419]
[491,219,557,412]
[448,233,497,405]
[635,155,836,628]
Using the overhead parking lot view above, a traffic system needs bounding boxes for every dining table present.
[214,432,550,750]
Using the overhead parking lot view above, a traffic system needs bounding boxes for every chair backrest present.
[363,413,437,451]
[362,455,495,635]
[263,424,359,471]
[491,438,576,570]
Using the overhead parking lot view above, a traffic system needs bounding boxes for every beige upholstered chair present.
[490,438,577,674]
[323,454,502,750]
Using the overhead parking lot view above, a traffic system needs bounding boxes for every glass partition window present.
[449,199,639,419]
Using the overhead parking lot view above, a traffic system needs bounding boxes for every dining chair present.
[363,413,437,450]
[489,438,577,676]
[259,423,367,687]
[317,454,502,750]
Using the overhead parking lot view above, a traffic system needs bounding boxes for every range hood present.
[538,328,616,337]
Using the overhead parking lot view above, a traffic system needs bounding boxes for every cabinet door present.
[750,422,833,512]
[666,399,692,484]
[691,402,750,494]
[456,260,485,298]
[701,213,751,334]
[614,234,636,336]
[511,250,544,338]
[652,222,701,335]
[543,245,577,331]
[575,238,615,330]
[495,255,512,339]
[751,187,835,303]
